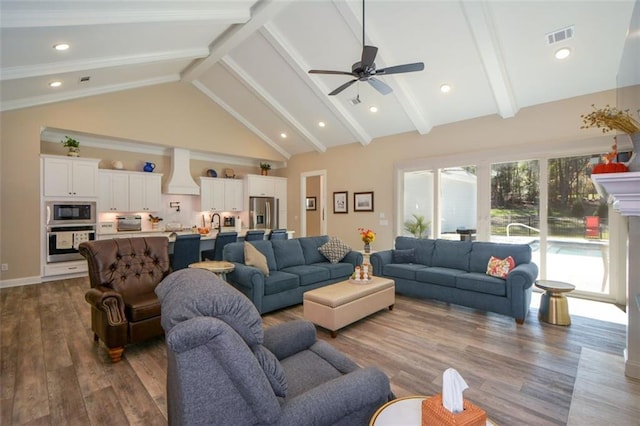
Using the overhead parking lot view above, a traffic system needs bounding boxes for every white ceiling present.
[1,0,637,159]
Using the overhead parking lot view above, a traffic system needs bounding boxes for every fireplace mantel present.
[591,171,640,379]
[591,171,640,216]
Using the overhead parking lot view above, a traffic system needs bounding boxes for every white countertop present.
[98,227,292,241]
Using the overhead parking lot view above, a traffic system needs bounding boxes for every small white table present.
[369,396,495,426]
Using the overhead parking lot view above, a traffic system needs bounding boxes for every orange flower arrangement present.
[581,105,640,174]
[358,227,376,244]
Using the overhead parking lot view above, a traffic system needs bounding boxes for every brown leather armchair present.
[79,237,170,362]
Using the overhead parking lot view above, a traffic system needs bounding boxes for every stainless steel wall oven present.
[45,201,97,262]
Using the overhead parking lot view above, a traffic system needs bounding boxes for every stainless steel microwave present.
[46,201,96,226]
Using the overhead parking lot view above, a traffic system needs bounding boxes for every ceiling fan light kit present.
[308,0,424,97]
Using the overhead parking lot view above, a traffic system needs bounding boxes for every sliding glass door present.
[546,155,609,294]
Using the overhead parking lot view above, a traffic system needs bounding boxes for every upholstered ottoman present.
[303,277,395,337]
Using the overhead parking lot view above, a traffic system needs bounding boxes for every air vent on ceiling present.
[546,26,574,45]
[79,76,91,83]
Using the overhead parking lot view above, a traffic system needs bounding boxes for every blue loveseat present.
[370,237,539,323]
[223,236,363,314]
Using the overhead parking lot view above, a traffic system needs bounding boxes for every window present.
[398,143,621,302]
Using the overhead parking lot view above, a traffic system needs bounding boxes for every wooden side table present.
[189,260,235,280]
[535,280,576,326]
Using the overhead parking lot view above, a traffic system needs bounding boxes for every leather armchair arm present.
[85,286,127,326]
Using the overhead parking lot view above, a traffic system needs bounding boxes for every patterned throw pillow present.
[318,237,351,264]
[486,255,515,279]
[245,242,269,276]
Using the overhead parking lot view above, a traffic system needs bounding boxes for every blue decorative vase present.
[364,243,371,254]
[143,162,156,172]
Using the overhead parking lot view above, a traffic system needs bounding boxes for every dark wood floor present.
[1,277,638,425]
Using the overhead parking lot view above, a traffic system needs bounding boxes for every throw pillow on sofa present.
[486,255,515,279]
[392,248,416,264]
[245,242,270,276]
[318,237,351,264]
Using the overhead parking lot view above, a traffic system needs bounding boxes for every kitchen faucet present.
[211,213,221,231]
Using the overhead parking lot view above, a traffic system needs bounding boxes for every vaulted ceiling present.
[1,1,637,159]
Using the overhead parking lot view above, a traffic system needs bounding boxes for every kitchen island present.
[97,228,295,254]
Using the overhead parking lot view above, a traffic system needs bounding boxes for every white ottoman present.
[303,277,395,337]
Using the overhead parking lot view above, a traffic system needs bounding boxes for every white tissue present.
[442,368,468,413]
[235,217,242,233]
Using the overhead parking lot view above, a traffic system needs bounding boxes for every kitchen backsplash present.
[97,193,248,232]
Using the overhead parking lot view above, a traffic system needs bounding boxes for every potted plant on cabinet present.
[260,162,271,176]
[61,136,80,157]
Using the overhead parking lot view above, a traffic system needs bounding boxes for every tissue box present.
[421,394,486,426]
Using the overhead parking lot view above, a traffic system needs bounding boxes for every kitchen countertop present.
[98,227,292,242]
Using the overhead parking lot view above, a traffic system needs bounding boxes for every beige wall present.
[305,176,321,236]
[280,89,618,251]
[0,82,284,282]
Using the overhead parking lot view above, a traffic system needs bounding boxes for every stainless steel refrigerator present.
[249,196,279,230]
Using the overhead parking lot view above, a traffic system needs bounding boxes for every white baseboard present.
[0,275,42,289]
[624,349,640,379]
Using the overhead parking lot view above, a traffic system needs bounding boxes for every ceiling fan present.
[308,0,424,96]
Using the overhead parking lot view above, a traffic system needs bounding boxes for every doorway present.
[301,170,327,237]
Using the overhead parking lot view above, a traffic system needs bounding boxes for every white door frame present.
[300,170,327,237]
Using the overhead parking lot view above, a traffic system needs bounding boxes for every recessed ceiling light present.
[318,121,326,128]
[440,84,451,93]
[369,106,378,113]
[280,132,287,139]
[49,81,62,88]
[555,47,571,60]
[53,43,69,51]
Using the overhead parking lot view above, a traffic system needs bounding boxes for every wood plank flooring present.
[1,277,639,425]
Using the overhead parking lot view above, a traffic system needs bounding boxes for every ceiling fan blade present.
[368,77,393,95]
[361,45,378,69]
[309,69,355,76]
[376,62,425,76]
[329,79,358,96]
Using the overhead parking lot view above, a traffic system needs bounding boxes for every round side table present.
[535,280,575,326]
[189,260,235,280]
[369,396,495,426]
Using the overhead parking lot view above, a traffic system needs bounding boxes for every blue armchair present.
[156,268,393,425]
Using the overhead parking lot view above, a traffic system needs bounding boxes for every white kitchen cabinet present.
[199,177,244,212]
[199,177,225,212]
[98,171,129,212]
[97,171,162,212]
[224,179,244,212]
[129,173,162,212]
[245,174,276,197]
[43,156,99,197]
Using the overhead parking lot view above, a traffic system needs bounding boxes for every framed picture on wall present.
[333,191,348,214]
[306,197,317,211]
[354,192,374,212]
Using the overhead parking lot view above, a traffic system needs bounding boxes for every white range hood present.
[163,148,200,195]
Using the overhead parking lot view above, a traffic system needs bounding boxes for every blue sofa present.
[370,237,539,323]
[224,236,363,314]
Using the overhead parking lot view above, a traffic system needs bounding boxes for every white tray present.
[349,278,373,284]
